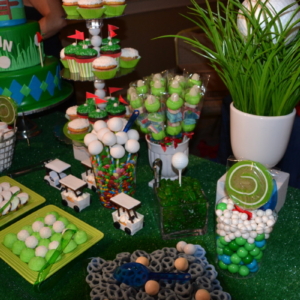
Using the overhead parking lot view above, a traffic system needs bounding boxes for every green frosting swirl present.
[106,104,125,114]
[65,44,79,56]
[100,44,121,52]
[102,38,120,45]
[75,47,98,57]
[88,110,107,118]
[78,40,92,46]
[77,104,93,114]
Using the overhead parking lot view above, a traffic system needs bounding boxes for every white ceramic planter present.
[146,136,189,179]
[230,103,296,168]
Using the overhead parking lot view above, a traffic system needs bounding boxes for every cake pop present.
[88,140,103,155]
[96,127,111,141]
[102,131,117,146]
[107,117,123,132]
[127,129,139,141]
[93,120,107,132]
[115,131,128,145]
[172,152,189,186]
[84,133,98,147]
[110,144,125,159]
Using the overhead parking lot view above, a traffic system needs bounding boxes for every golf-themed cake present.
[0,0,65,112]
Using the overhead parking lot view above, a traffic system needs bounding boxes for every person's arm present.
[24,0,67,39]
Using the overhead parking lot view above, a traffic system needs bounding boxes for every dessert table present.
[0,108,299,300]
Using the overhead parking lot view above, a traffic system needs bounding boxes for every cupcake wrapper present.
[60,59,69,69]
[67,59,79,73]
[104,4,126,16]
[78,62,94,78]
[77,7,106,19]
[93,68,117,80]
[62,5,80,16]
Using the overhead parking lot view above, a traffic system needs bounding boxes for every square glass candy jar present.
[215,197,277,277]
[154,177,208,239]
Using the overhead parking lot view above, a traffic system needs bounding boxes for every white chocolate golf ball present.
[95,89,106,99]
[94,81,105,90]
[171,152,188,170]
[125,139,140,153]
[110,144,125,159]
[102,131,117,146]
[127,129,139,141]
[84,133,98,146]
[107,117,124,132]
[115,131,128,145]
[97,127,111,141]
[89,28,101,36]
[88,140,103,155]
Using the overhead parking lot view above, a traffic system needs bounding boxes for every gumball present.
[88,140,103,155]
[136,256,149,266]
[237,247,248,258]
[239,265,250,277]
[91,35,102,47]
[183,243,196,255]
[218,260,228,270]
[145,280,160,296]
[194,289,210,300]
[95,89,106,99]
[97,127,111,141]
[127,129,139,140]
[228,264,239,273]
[93,120,107,132]
[174,257,189,271]
[107,117,124,132]
[171,152,188,170]
[84,133,98,147]
[89,28,100,36]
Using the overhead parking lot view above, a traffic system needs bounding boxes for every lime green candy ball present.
[216,247,224,255]
[223,246,233,256]
[228,241,239,252]
[255,233,265,241]
[217,239,225,248]
[249,247,261,257]
[228,264,240,273]
[239,265,250,277]
[166,124,182,136]
[28,256,47,271]
[235,237,247,246]
[145,99,160,113]
[151,130,166,141]
[140,126,150,134]
[63,240,77,254]
[21,225,33,235]
[254,251,263,261]
[35,217,44,223]
[57,217,69,227]
[242,254,253,264]
[185,93,201,105]
[45,249,62,263]
[51,232,62,242]
[218,260,228,270]
[219,236,229,246]
[31,232,41,241]
[46,211,60,219]
[66,223,78,231]
[216,203,227,211]
[12,240,26,255]
[38,238,51,248]
[20,247,35,263]
[182,122,195,133]
[237,247,248,258]
[73,230,88,245]
[230,253,241,265]
[3,233,18,249]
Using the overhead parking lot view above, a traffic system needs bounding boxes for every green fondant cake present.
[0,10,72,113]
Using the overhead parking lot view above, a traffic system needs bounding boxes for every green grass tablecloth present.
[0,109,300,300]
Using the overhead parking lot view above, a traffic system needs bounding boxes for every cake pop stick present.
[125,139,140,163]
[102,131,117,162]
[88,140,104,167]
[172,152,189,187]
[110,144,125,169]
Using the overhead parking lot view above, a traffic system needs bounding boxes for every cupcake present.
[60,48,69,69]
[62,0,80,17]
[77,103,94,118]
[78,0,103,8]
[88,109,108,123]
[92,56,117,70]
[75,45,98,78]
[68,118,90,134]
[120,48,140,68]
[100,42,121,64]
[66,105,78,120]
[78,39,92,47]
[106,102,126,118]
[104,0,126,16]
[102,37,120,45]
[64,43,80,73]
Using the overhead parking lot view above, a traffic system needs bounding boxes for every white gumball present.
[172,152,188,170]
[176,241,187,252]
[84,133,98,147]
[97,127,111,141]
[89,28,101,36]
[116,131,128,145]
[110,144,125,159]
[91,35,102,47]
[88,140,103,155]
[94,81,105,90]
[127,129,139,141]
[93,120,107,132]
[102,131,117,146]
[107,117,124,132]
[125,139,140,153]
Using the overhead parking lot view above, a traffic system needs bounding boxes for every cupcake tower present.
[84,118,140,208]
[127,71,208,146]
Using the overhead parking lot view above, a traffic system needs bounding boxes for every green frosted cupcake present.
[77,103,93,118]
[75,46,98,78]
[88,109,108,123]
[3,233,17,249]
[20,247,35,263]
[28,257,47,271]
[102,37,120,45]
[106,102,126,118]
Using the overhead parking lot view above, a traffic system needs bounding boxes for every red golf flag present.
[86,92,97,99]
[107,24,119,31]
[119,95,128,105]
[68,30,84,40]
[95,98,108,104]
[36,32,43,43]
[109,30,118,38]
[109,87,123,94]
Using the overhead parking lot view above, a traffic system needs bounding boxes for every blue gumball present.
[247,259,258,270]
[255,239,266,248]
[221,255,231,265]
[249,265,259,273]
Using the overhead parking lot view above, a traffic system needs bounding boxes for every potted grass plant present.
[161,0,300,167]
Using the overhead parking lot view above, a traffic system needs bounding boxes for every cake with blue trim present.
[0,0,72,113]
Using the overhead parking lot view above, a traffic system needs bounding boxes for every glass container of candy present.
[215,196,277,277]
[91,151,137,209]
[154,176,208,239]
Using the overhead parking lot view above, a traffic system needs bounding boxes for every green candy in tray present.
[155,177,208,239]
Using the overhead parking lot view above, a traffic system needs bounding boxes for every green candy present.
[166,124,181,136]
[46,249,62,263]
[218,261,228,270]
[242,254,253,264]
[260,244,267,251]
[229,241,239,251]
[73,230,88,245]
[216,203,227,211]
[181,122,196,133]
[239,266,250,277]
[63,240,77,254]
[28,257,47,272]
[217,239,225,248]
[249,247,261,257]
[237,247,248,258]
[3,233,17,249]
[230,253,241,264]
[255,233,265,241]
[228,264,240,273]
[31,232,41,241]
[223,246,233,256]
[235,237,246,246]
[51,233,62,242]
[151,130,166,141]
[20,247,35,263]
[216,247,224,255]
[21,225,33,235]
[35,217,44,223]
[57,217,69,227]
[12,240,26,255]
[38,238,51,248]
[254,251,263,261]
[66,223,78,231]
[219,236,229,246]
[244,242,256,251]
